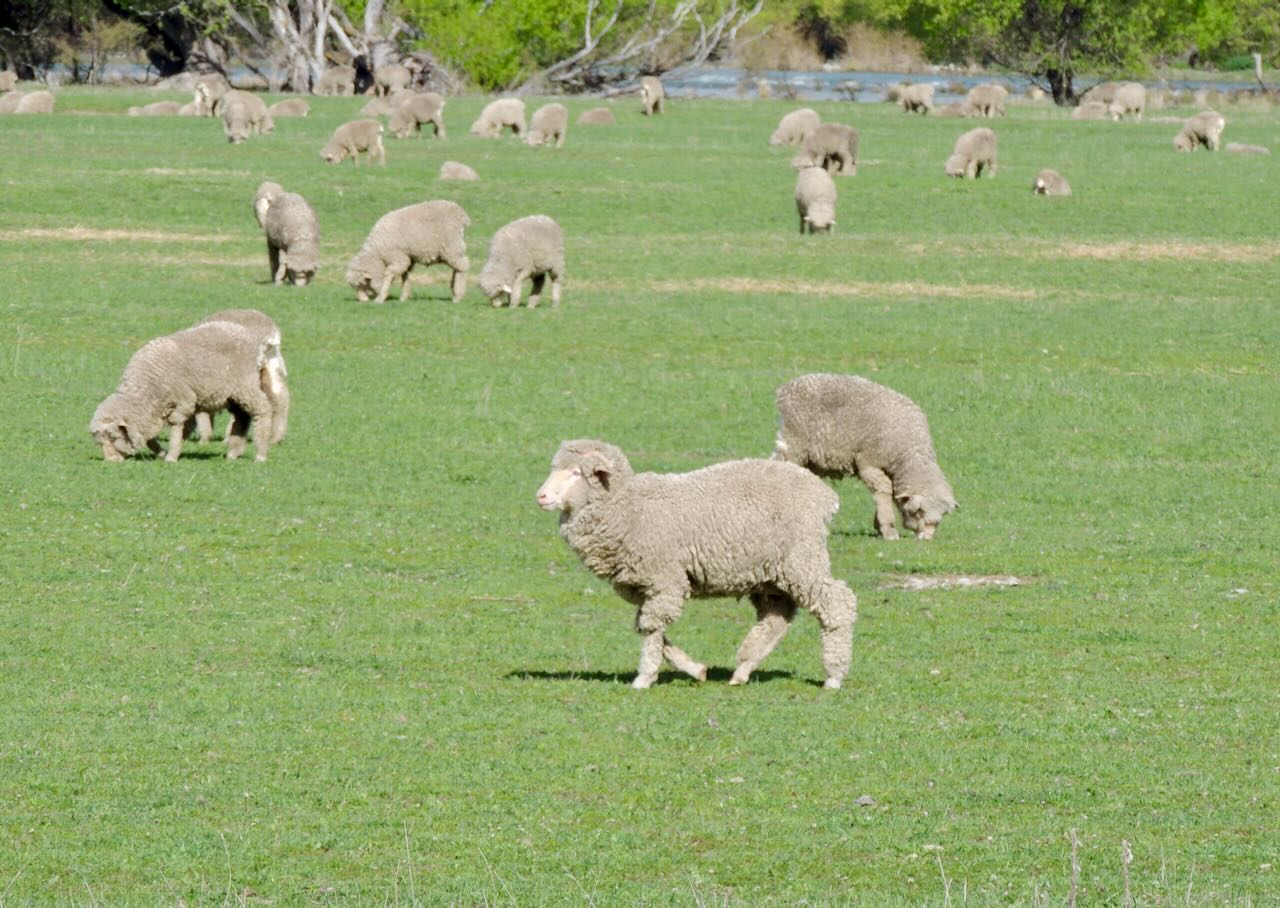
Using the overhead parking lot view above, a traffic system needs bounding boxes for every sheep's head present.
[944,153,967,177]
[345,256,381,302]
[896,491,958,541]
[90,397,144,461]
[1172,131,1194,153]
[320,142,345,164]
[477,267,509,304]
[284,250,319,287]
[790,150,817,170]
[526,129,546,147]
[537,440,634,516]
[805,203,835,232]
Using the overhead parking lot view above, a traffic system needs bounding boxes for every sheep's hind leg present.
[662,637,707,682]
[811,580,857,689]
[633,590,687,689]
[730,592,797,685]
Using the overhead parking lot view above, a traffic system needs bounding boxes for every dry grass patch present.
[881,574,1029,591]
[1029,240,1280,263]
[581,276,1036,301]
[0,226,235,244]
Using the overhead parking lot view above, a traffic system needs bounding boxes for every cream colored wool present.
[790,123,859,175]
[640,76,665,115]
[263,192,319,286]
[477,215,564,309]
[794,166,837,234]
[964,83,1008,117]
[389,92,446,139]
[469,98,526,138]
[1032,168,1071,196]
[189,310,290,447]
[945,127,997,178]
[1173,110,1225,152]
[769,107,820,145]
[898,83,934,114]
[346,201,470,303]
[526,102,568,147]
[320,118,385,164]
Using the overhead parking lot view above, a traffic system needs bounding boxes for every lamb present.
[320,118,386,164]
[640,76,665,115]
[188,309,290,446]
[945,127,997,178]
[536,440,858,690]
[439,160,479,181]
[389,92,446,139]
[314,65,356,96]
[769,107,820,146]
[263,191,320,286]
[0,70,17,92]
[577,107,616,125]
[526,102,568,147]
[1108,81,1146,120]
[346,200,470,304]
[965,83,1007,117]
[128,101,183,116]
[1032,168,1072,196]
[90,321,275,463]
[469,98,526,138]
[374,63,414,96]
[1071,101,1116,120]
[898,83,934,114]
[477,215,564,309]
[252,180,284,229]
[268,98,310,117]
[773,373,958,540]
[14,90,54,114]
[794,166,837,234]
[790,123,859,176]
[1225,142,1269,155]
[1173,110,1225,152]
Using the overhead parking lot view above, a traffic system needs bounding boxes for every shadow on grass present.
[506,667,802,685]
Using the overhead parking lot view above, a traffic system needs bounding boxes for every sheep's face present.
[320,144,345,164]
[806,204,835,232]
[536,466,590,514]
[346,265,377,301]
[91,413,140,461]
[897,494,957,540]
[944,154,967,177]
[477,270,509,303]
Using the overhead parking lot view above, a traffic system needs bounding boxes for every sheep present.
[577,107,616,125]
[1108,81,1146,120]
[469,98,526,138]
[1081,81,1120,105]
[219,89,272,138]
[192,76,229,115]
[389,92,446,139]
[769,107,820,146]
[526,102,568,147]
[0,91,25,114]
[1032,168,1072,196]
[346,200,470,304]
[477,215,564,309]
[374,63,414,96]
[1173,110,1225,152]
[320,118,386,165]
[14,90,54,114]
[640,76,665,115]
[268,98,310,117]
[439,160,479,181]
[934,101,970,118]
[898,83,934,114]
[128,101,183,116]
[263,192,320,286]
[1071,100,1116,120]
[1225,142,1269,155]
[188,309,290,446]
[315,65,356,96]
[252,180,284,229]
[790,123,859,176]
[176,101,199,116]
[0,70,17,92]
[773,373,957,541]
[945,127,997,178]
[794,166,837,234]
[965,83,1007,117]
[90,321,275,463]
[536,440,858,690]
[223,96,254,143]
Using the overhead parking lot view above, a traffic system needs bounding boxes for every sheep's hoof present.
[693,664,708,683]
[823,678,843,690]
[728,670,749,686]
[631,674,656,690]
[880,528,900,541]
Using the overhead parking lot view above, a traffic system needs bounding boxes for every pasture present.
[1,86,1277,905]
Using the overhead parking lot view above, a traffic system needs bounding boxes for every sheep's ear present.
[580,451,614,491]
[896,493,925,515]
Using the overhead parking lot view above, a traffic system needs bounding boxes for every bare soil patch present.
[0,227,234,244]
[881,574,1029,591]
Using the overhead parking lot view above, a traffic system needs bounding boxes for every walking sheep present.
[1033,168,1071,196]
[268,98,310,118]
[537,440,858,689]
[263,192,320,286]
[795,166,837,234]
[346,200,470,304]
[577,107,616,125]
[439,161,479,181]
[188,309,290,446]
[945,127,997,178]
[1173,110,1225,152]
[899,83,934,114]
[321,118,386,164]
[527,102,568,147]
[389,92,446,139]
[640,76,665,115]
[770,108,820,145]
[791,123,859,176]
[469,98,526,138]
[477,215,565,309]
[773,373,957,540]
[91,321,275,463]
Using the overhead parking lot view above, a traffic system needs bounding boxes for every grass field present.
[1,86,1278,906]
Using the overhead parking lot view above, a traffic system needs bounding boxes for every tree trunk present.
[1046,67,1075,105]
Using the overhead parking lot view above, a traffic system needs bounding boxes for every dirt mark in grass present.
[0,227,234,244]
[1029,240,1280,263]
[881,574,1030,591]
[582,277,1037,301]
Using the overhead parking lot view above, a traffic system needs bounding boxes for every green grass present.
[1,87,1278,906]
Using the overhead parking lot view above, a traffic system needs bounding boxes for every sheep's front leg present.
[449,268,467,303]
[398,263,417,301]
[376,254,410,303]
[509,272,526,308]
[730,593,797,685]
[164,421,186,463]
[633,590,687,689]
[549,273,562,308]
[857,464,899,539]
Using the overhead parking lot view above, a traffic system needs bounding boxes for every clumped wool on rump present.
[346,200,470,304]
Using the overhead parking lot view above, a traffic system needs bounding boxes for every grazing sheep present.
[315,65,356,96]
[374,63,414,96]
[223,96,254,143]
[934,101,970,118]
[389,92,446,139]
[945,127,997,178]
[794,166,837,234]
[769,107,820,146]
[1108,81,1146,120]
[577,107,616,125]
[268,98,310,117]
[189,309,290,446]
[526,102,568,147]
[965,83,1008,117]
[791,123,859,176]
[252,181,284,229]
[469,98,526,138]
[193,76,229,115]
[1032,168,1071,196]
[0,91,25,113]
[536,440,858,690]
[1173,110,1225,152]
[219,89,272,136]
[128,101,183,116]
[1081,81,1120,105]
[640,76,665,115]
[14,90,54,114]
[898,83,935,114]
[1225,142,1269,155]
[477,215,565,309]
[90,321,275,463]
[0,70,17,92]
[263,192,320,286]
[320,118,386,165]
[346,200,470,304]
[773,373,957,540]
[1071,100,1116,120]
[176,101,199,116]
[439,160,479,181]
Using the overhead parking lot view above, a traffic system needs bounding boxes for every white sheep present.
[945,127,997,178]
[188,309,290,446]
[899,83,934,114]
[314,65,356,96]
[268,98,310,118]
[769,108,820,146]
[320,118,386,165]
[1173,110,1225,152]
[346,200,470,304]
[790,123,859,176]
[263,191,320,286]
[439,160,479,181]
[965,83,1007,117]
[1108,82,1146,120]
[526,102,568,147]
[794,166,837,234]
[91,321,275,463]
[389,92,446,139]
[1033,168,1071,196]
[640,76,665,115]
[477,215,565,309]
[773,373,957,540]
[469,98,526,138]
[577,107,616,125]
[537,440,857,689]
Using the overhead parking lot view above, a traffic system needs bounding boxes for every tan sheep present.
[346,200,470,303]
[268,98,310,117]
[899,83,935,114]
[252,181,285,229]
[965,83,1007,117]
[945,127,997,178]
[128,101,183,116]
[263,192,320,286]
[1173,110,1225,152]
[1032,168,1071,196]
[439,160,479,181]
[469,98,526,138]
[794,166,837,234]
[577,107,616,125]
[790,123,859,176]
[314,65,356,96]
[374,63,414,96]
[478,215,564,308]
[14,90,54,114]
[219,89,272,139]
[934,101,970,118]
[526,102,568,147]
[769,107,820,146]
[1071,100,1116,120]
[192,76,230,116]
[320,118,386,165]
[640,76,665,115]
[188,309,290,447]
[0,91,25,114]
[1108,82,1146,120]
[0,70,17,92]
[389,92,446,139]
